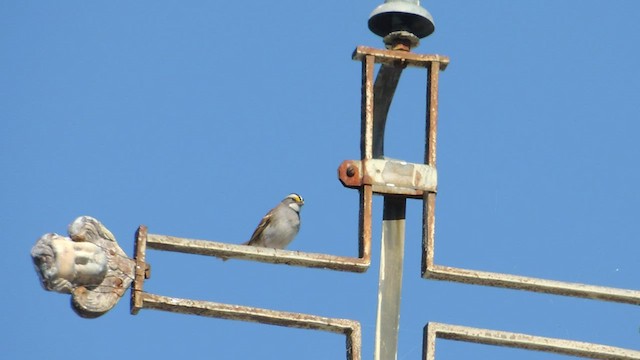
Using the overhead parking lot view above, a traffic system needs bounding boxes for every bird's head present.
[284,193,304,211]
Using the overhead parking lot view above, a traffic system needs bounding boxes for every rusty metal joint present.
[338,159,437,197]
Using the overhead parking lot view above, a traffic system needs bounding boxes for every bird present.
[222,193,304,261]
[244,193,304,249]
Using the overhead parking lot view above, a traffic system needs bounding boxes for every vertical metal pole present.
[422,61,439,275]
[361,55,375,160]
[360,53,375,265]
[131,225,148,315]
[375,195,407,360]
[425,62,439,168]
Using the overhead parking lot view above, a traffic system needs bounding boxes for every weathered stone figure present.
[31,216,135,318]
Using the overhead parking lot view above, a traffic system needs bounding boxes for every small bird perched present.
[244,193,304,249]
[221,194,304,261]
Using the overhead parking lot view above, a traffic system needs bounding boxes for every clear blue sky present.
[3,1,640,359]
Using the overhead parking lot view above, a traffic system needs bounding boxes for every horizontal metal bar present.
[424,322,640,360]
[146,234,370,273]
[138,292,361,360]
[424,264,640,305]
[422,194,640,305]
[139,292,358,333]
[353,46,449,70]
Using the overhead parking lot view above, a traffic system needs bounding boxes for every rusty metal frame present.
[348,46,450,360]
[414,49,640,305]
[421,179,640,304]
[349,46,640,359]
[131,226,362,360]
[127,45,640,360]
[423,322,640,360]
[341,46,449,200]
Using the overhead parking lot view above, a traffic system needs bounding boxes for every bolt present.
[384,31,420,51]
[347,166,356,177]
[144,263,151,279]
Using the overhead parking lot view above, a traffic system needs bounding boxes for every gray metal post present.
[374,196,407,360]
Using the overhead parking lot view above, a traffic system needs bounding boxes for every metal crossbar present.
[423,322,640,360]
[145,233,369,272]
[136,292,362,360]
[148,190,372,272]
[130,186,372,273]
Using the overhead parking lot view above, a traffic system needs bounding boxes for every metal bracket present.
[339,159,437,198]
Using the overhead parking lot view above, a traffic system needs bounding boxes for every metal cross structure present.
[30,1,640,359]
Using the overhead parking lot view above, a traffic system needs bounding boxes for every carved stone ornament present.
[31,216,135,318]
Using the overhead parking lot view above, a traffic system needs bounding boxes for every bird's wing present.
[244,210,273,246]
